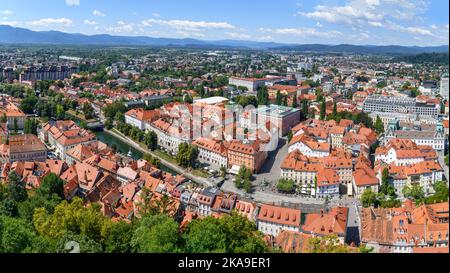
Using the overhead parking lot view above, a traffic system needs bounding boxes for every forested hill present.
[392,52,449,65]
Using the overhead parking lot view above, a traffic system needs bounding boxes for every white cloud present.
[104,21,134,34]
[84,20,98,25]
[226,32,251,40]
[28,18,73,27]
[93,10,105,17]
[298,0,427,25]
[152,13,161,18]
[65,0,80,6]
[141,19,235,31]
[176,30,205,38]
[0,20,19,27]
[368,21,383,27]
[260,27,342,38]
[0,10,13,16]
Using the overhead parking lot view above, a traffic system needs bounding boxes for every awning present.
[229,165,241,175]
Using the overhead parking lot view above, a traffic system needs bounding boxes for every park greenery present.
[276,179,296,194]
[234,166,253,194]
[176,143,199,168]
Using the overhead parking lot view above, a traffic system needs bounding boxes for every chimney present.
[320,209,324,218]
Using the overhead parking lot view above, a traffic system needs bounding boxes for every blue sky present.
[0,0,448,46]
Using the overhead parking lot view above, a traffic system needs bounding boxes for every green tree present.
[220,166,227,178]
[33,197,111,244]
[402,184,425,202]
[308,234,356,253]
[105,221,134,253]
[176,143,198,168]
[374,115,384,135]
[256,86,269,106]
[7,171,27,202]
[56,233,103,253]
[275,91,283,105]
[144,131,158,151]
[183,213,267,253]
[0,113,7,123]
[291,95,298,108]
[82,102,95,120]
[300,100,308,120]
[320,99,326,120]
[13,118,18,134]
[276,179,296,193]
[287,131,293,143]
[0,215,40,253]
[361,188,378,208]
[55,105,65,120]
[131,214,181,253]
[332,102,338,117]
[379,168,390,195]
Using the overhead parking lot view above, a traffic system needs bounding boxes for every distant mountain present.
[392,52,449,65]
[273,44,449,55]
[0,25,448,55]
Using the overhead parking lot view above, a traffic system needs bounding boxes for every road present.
[105,127,361,239]
[104,129,214,187]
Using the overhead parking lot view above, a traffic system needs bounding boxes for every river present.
[94,131,176,174]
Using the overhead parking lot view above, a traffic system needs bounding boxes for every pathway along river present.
[94,130,176,174]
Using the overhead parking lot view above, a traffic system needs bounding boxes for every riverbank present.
[104,128,331,207]
[103,128,214,187]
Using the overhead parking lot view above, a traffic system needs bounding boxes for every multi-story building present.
[251,104,301,137]
[196,187,220,217]
[0,101,26,130]
[280,150,322,195]
[363,95,440,117]
[19,66,78,82]
[229,77,267,92]
[316,168,340,198]
[257,204,301,237]
[227,140,267,174]
[440,73,449,101]
[124,108,160,130]
[369,111,438,131]
[192,137,228,170]
[360,201,449,253]
[419,80,438,96]
[39,120,97,161]
[379,161,444,197]
[148,118,192,155]
[0,134,47,163]
[351,156,379,197]
[384,120,446,156]
[375,139,438,166]
[288,134,330,158]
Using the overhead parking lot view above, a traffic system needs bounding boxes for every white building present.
[229,77,266,92]
[192,137,228,170]
[288,134,330,158]
[256,204,301,237]
[440,73,449,101]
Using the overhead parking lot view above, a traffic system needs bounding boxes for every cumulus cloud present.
[65,0,80,6]
[0,10,13,16]
[226,32,251,40]
[260,27,342,38]
[141,18,235,31]
[28,18,73,27]
[297,0,435,38]
[84,20,98,25]
[93,10,105,17]
[103,21,134,34]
